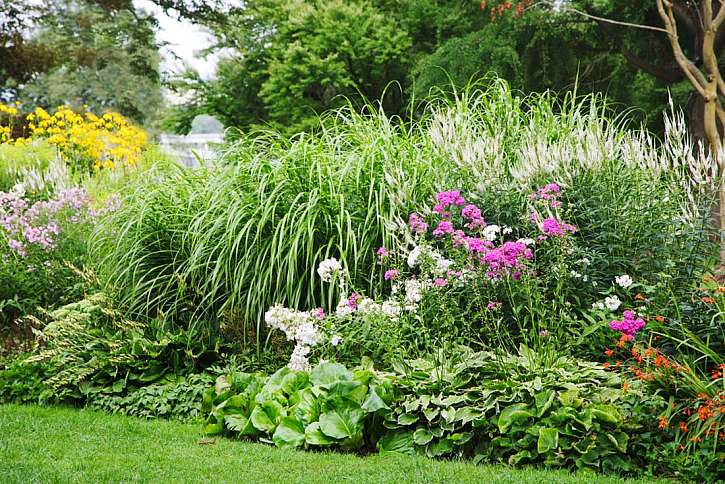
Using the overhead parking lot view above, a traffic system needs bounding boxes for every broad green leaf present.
[305,421,336,446]
[449,432,473,445]
[292,388,320,425]
[281,371,309,396]
[398,413,419,425]
[250,405,276,433]
[328,380,363,399]
[606,431,629,453]
[498,403,533,433]
[362,386,390,412]
[310,362,352,389]
[224,414,249,433]
[423,407,439,421]
[427,438,453,457]
[377,431,415,455]
[264,367,291,394]
[534,389,555,417]
[537,427,559,454]
[272,417,305,448]
[508,450,532,465]
[590,404,621,425]
[202,421,224,436]
[413,428,434,446]
[319,404,365,439]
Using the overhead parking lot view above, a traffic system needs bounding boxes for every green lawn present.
[0,404,668,483]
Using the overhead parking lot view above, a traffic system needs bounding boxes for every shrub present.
[0,294,218,405]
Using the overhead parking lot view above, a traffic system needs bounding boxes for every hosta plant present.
[378,346,668,475]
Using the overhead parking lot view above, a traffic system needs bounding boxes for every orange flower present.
[635,293,645,301]
[615,360,622,367]
[604,348,614,357]
[690,436,702,443]
[698,405,714,421]
[654,315,665,322]
[658,416,668,430]
[622,382,629,393]
[715,286,725,294]
[679,421,688,433]
[701,296,715,304]
[603,362,610,369]
[712,369,722,380]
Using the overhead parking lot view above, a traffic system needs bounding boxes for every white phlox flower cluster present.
[317,257,343,282]
[264,304,322,371]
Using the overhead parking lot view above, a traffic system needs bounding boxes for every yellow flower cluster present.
[27,106,147,171]
[0,102,20,144]
[0,103,147,171]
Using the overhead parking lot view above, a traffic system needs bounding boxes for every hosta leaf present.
[362,386,389,412]
[423,407,439,422]
[537,427,559,454]
[310,362,352,389]
[508,450,532,466]
[590,404,621,425]
[378,431,415,455]
[305,421,336,446]
[272,417,305,448]
[606,431,629,453]
[498,403,533,433]
[427,437,453,457]
[535,389,555,417]
[413,428,434,446]
[398,413,419,425]
[449,432,473,445]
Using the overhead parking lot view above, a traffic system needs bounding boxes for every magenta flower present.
[432,221,454,237]
[541,217,576,237]
[436,190,466,209]
[609,310,646,340]
[433,278,447,287]
[408,213,429,235]
[347,293,360,310]
[313,308,325,320]
[384,269,398,280]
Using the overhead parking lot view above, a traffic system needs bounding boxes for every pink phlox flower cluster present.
[408,213,428,235]
[313,308,325,320]
[347,293,361,310]
[464,236,494,254]
[434,190,465,214]
[0,187,95,258]
[530,183,563,208]
[461,203,486,230]
[541,217,576,237]
[482,241,533,278]
[486,301,502,310]
[433,278,447,287]
[384,269,398,280]
[432,221,454,237]
[609,310,645,340]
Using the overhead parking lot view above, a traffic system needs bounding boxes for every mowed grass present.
[0,405,670,484]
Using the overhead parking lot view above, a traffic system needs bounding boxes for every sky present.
[133,0,219,80]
